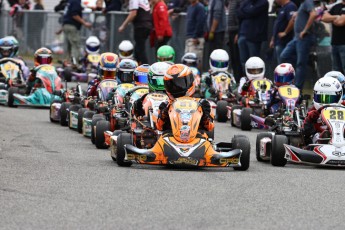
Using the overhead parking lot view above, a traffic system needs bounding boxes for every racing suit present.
[156,98,214,132]
[302,107,328,144]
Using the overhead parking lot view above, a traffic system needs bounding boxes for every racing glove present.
[158,101,170,120]
[307,110,320,123]
[242,80,252,92]
[133,96,145,117]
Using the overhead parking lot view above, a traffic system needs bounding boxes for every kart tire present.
[60,102,71,126]
[271,135,288,167]
[77,108,88,133]
[230,105,242,127]
[68,104,82,130]
[8,87,18,108]
[240,108,252,131]
[91,115,105,144]
[216,100,228,122]
[95,120,110,149]
[49,100,61,123]
[116,133,132,167]
[256,132,272,162]
[232,135,250,171]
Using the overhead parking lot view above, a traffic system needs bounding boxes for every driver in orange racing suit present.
[156,64,214,133]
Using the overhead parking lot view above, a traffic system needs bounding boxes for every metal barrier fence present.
[0,9,332,85]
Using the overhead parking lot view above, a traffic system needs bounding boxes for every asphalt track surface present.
[1,98,345,229]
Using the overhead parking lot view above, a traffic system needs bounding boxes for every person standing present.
[280,0,317,89]
[185,0,206,70]
[118,0,152,65]
[63,0,92,63]
[206,0,226,53]
[150,0,172,51]
[270,0,297,64]
[226,0,242,82]
[237,0,269,70]
[322,0,345,74]
[31,0,44,51]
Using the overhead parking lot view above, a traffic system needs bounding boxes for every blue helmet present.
[0,37,15,58]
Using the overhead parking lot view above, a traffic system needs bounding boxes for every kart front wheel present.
[116,133,132,167]
[230,105,242,127]
[256,132,272,162]
[232,135,250,171]
[240,108,252,131]
[91,114,105,144]
[8,87,18,108]
[216,100,228,122]
[68,104,82,130]
[271,135,288,167]
[77,108,88,133]
[95,120,110,149]
[60,102,71,126]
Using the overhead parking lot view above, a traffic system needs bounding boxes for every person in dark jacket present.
[237,0,269,71]
[206,0,226,54]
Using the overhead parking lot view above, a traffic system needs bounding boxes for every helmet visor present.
[102,70,116,79]
[164,75,194,97]
[247,68,264,75]
[275,73,294,85]
[157,56,173,62]
[86,44,99,53]
[314,92,341,104]
[120,50,133,58]
[134,72,148,84]
[149,75,164,88]
[37,55,52,65]
[210,60,228,69]
[118,71,133,83]
[0,46,13,56]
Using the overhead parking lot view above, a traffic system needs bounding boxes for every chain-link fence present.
[0,9,332,85]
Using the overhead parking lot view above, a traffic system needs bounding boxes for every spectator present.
[270,0,297,64]
[280,0,317,89]
[150,0,172,51]
[103,0,122,12]
[226,0,242,82]
[185,0,206,70]
[9,0,31,45]
[31,0,44,51]
[102,0,122,51]
[237,0,269,71]
[118,0,152,65]
[63,0,92,63]
[206,0,226,54]
[322,0,345,74]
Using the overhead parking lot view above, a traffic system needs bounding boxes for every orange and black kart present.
[115,96,250,170]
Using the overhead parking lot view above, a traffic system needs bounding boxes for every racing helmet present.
[98,52,119,81]
[313,76,343,110]
[4,36,19,56]
[164,64,195,99]
[245,57,265,80]
[209,49,229,72]
[274,63,295,87]
[34,47,53,66]
[148,62,171,92]
[117,58,137,84]
[157,45,175,63]
[0,38,15,58]
[134,64,150,85]
[181,52,198,67]
[85,36,100,54]
[118,40,134,59]
[323,71,345,85]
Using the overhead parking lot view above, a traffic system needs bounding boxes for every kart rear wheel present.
[91,114,105,144]
[8,87,18,108]
[271,135,288,167]
[216,100,228,122]
[60,102,71,126]
[240,108,252,131]
[256,132,272,162]
[77,108,88,133]
[49,100,61,123]
[95,120,110,149]
[117,133,132,167]
[230,105,242,127]
[68,104,82,130]
[232,135,250,171]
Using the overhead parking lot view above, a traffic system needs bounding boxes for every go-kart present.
[200,71,237,122]
[255,85,308,162]
[230,79,273,130]
[93,85,150,149]
[49,82,83,123]
[114,96,250,170]
[0,58,26,105]
[108,91,169,160]
[270,105,345,167]
[8,64,62,107]
[57,53,100,82]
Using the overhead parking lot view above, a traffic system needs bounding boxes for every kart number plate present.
[173,99,198,111]
[100,81,117,88]
[40,65,55,72]
[87,54,100,63]
[136,88,149,95]
[278,86,300,99]
[252,79,272,91]
[119,83,134,90]
[322,108,345,121]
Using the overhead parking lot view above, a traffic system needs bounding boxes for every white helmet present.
[209,49,229,72]
[323,71,345,85]
[245,57,265,80]
[313,76,342,110]
[85,36,100,54]
[118,40,134,59]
